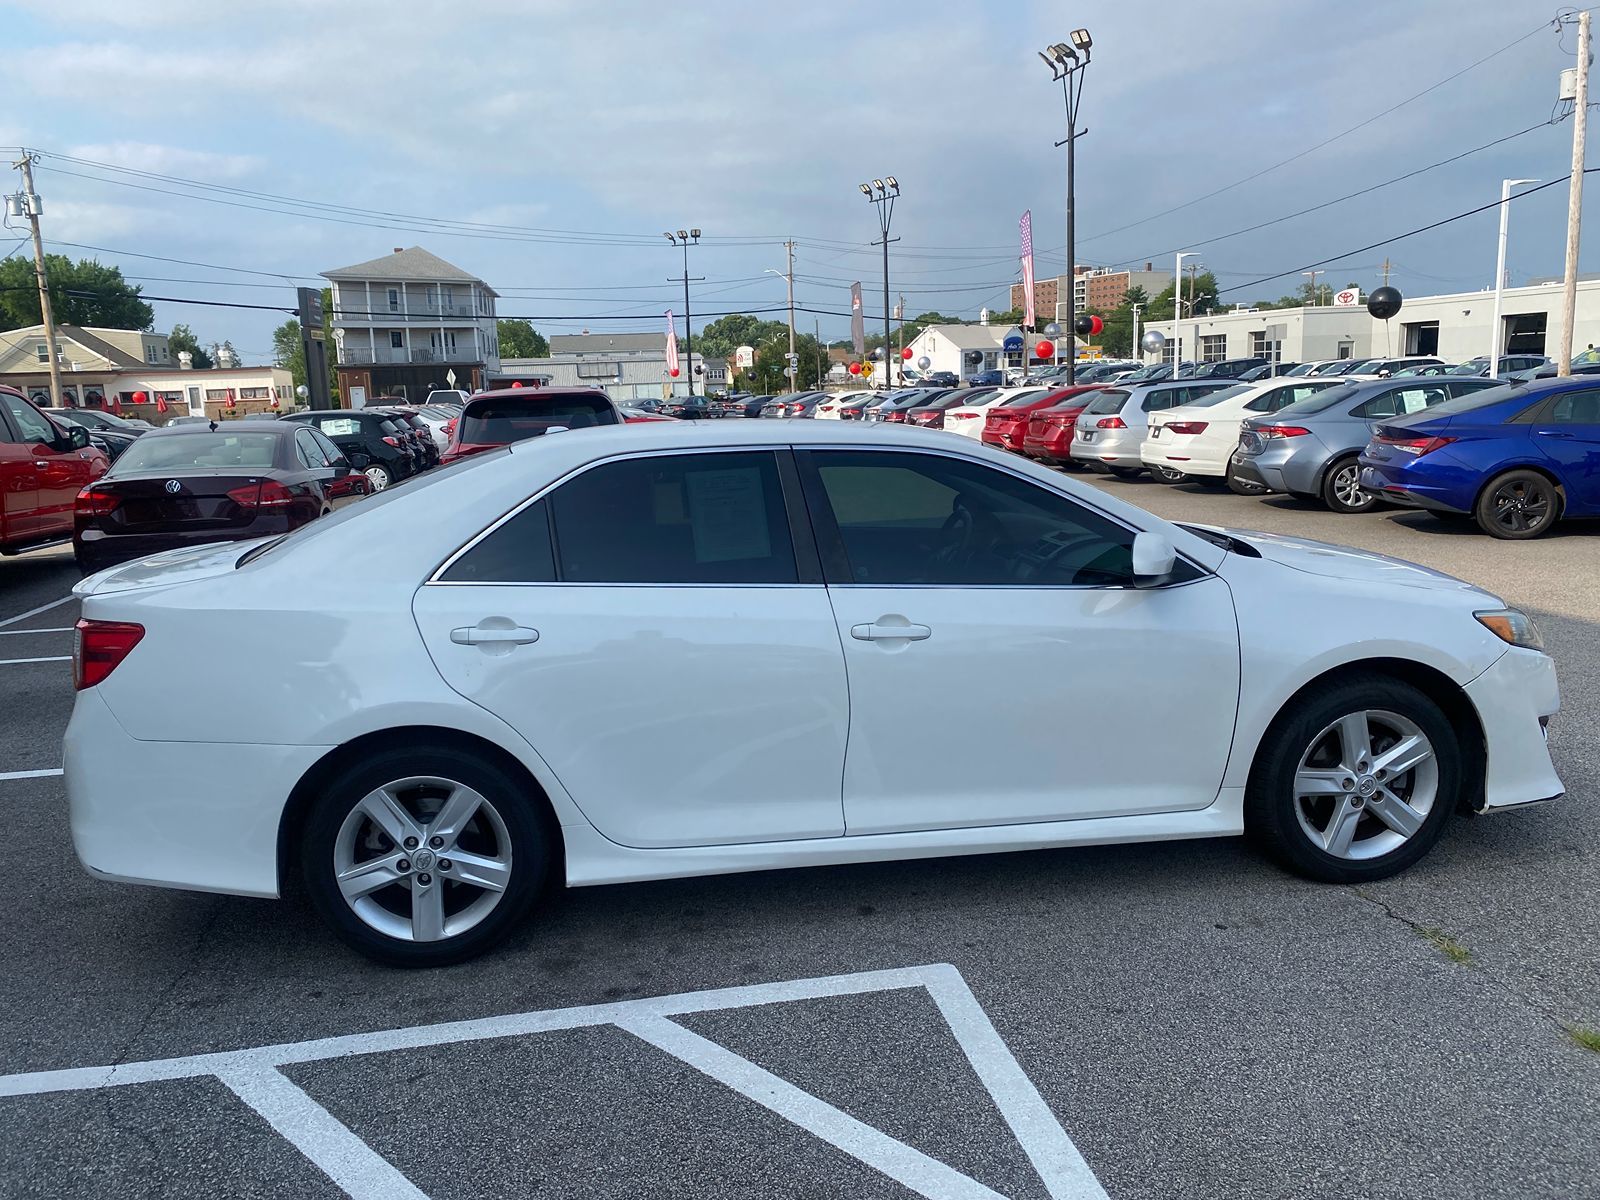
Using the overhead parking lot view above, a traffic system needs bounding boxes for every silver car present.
[1069,380,1235,478]
[1231,376,1502,513]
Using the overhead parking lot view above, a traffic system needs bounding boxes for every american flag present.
[664,310,680,376]
[1019,210,1035,328]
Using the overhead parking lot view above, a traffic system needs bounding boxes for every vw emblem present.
[163,479,182,495]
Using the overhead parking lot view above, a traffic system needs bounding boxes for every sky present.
[0,0,1594,362]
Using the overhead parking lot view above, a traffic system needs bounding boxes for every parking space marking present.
[0,769,63,781]
[0,596,73,629]
[0,963,1108,1200]
[0,628,72,636]
[0,656,69,665]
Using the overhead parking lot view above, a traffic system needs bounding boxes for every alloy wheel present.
[332,776,512,942]
[1328,461,1373,512]
[1488,479,1552,534]
[1292,710,1438,861]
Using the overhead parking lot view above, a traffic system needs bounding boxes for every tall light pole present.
[1174,251,1197,376]
[1130,302,1143,364]
[1559,8,1590,377]
[1492,178,1539,379]
[860,178,899,390]
[665,229,702,395]
[1040,29,1091,384]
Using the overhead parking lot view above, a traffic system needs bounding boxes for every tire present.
[1107,466,1142,480]
[300,744,551,966]
[1320,455,1378,514]
[1149,465,1185,484]
[1226,465,1269,496]
[1245,674,1460,884]
[1474,469,1559,539]
[363,465,392,491]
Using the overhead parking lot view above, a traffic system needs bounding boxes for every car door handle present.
[450,625,540,646]
[1537,429,1574,439]
[34,460,51,468]
[851,621,932,642]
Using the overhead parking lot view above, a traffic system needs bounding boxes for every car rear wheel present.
[1320,455,1378,513]
[1245,675,1459,883]
[301,745,551,966]
[1474,469,1559,539]
[363,465,391,491]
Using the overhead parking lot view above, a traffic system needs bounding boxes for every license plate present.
[1150,427,1161,438]
[1080,431,1094,442]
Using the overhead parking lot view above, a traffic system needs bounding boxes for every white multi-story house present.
[321,247,500,402]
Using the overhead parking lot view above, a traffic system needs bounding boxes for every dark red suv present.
[0,386,108,555]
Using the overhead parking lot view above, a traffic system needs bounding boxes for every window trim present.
[425,446,823,588]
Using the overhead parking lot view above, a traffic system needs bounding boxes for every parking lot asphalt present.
[1,479,1596,1200]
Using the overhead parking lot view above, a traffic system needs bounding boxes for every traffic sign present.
[446,369,458,387]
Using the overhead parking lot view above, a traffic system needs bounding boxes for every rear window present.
[459,395,618,444]
[312,417,364,437]
[999,389,1047,408]
[1413,382,1534,420]
[1083,389,1130,415]
[112,432,282,473]
[1273,384,1358,417]
[1182,384,1252,409]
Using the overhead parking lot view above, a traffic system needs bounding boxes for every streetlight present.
[1042,30,1091,384]
[665,229,702,395]
[1174,251,1197,376]
[859,177,900,390]
[1491,178,1538,379]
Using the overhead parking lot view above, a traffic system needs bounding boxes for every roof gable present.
[321,246,487,287]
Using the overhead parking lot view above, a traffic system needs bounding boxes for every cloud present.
[65,142,263,180]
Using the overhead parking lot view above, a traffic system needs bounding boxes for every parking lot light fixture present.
[861,177,900,391]
[1044,29,1090,383]
[1070,28,1092,51]
[666,229,703,396]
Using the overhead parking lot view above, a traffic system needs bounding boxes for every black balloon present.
[1367,286,1402,319]
[964,349,984,365]
[1073,313,1095,336]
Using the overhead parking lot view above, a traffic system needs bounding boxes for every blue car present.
[1358,378,1600,539]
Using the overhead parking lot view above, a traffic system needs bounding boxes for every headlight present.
[1476,609,1544,651]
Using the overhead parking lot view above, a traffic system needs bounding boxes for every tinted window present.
[1547,389,1600,423]
[112,432,283,472]
[1000,389,1048,408]
[308,429,347,465]
[442,499,557,583]
[1353,385,1446,419]
[1445,378,1502,398]
[1083,389,1129,415]
[552,452,797,584]
[460,394,618,444]
[1144,390,1190,412]
[1183,384,1252,409]
[1414,382,1531,419]
[293,428,327,468]
[809,450,1135,587]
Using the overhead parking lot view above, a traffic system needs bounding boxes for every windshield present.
[111,431,283,473]
[459,395,618,442]
[1120,364,1167,382]
[1181,383,1252,408]
[1327,360,1372,375]
[1283,362,1318,376]
[1083,389,1130,415]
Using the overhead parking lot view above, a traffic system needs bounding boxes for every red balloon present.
[849,362,863,375]
[1089,315,1104,335]
[131,390,148,403]
[900,346,913,360]
[511,380,525,388]
[1034,340,1055,360]
[669,368,680,377]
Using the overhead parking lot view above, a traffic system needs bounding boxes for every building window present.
[388,288,400,312]
[34,343,49,363]
[146,344,158,363]
[390,332,404,349]
[204,388,233,401]
[156,391,184,406]
[239,387,271,400]
[1248,332,1283,362]
[1200,334,1227,362]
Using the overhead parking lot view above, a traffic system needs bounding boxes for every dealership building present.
[1139,276,1600,366]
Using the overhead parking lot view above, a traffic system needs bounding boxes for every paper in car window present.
[319,418,360,437]
[684,468,771,563]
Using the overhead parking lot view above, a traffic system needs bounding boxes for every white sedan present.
[65,422,1563,965]
[942,386,1044,439]
[814,389,875,419]
[1141,377,1344,481]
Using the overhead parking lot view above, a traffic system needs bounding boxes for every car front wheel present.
[363,464,392,491]
[301,745,550,966]
[1245,675,1460,883]
[1474,469,1559,539]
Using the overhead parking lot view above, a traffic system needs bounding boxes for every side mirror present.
[332,461,351,478]
[64,425,90,450]
[1132,531,1177,588]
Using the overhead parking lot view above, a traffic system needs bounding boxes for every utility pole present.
[1302,269,1323,307]
[784,239,797,394]
[1130,303,1143,363]
[1379,257,1393,287]
[1560,8,1591,377]
[10,152,63,407]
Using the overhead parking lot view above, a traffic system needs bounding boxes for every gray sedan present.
[1070,379,1235,478]
[1231,376,1501,513]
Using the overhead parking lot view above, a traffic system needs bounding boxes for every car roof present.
[468,386,609,403]
[145,419,288,436]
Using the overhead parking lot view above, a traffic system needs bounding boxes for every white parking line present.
[0,963,1108,1200]
[0,596,73,629]
[0,770,63,782]
[0,657,69,666]
[0,628,72,637]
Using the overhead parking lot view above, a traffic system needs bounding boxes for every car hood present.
[1192,525,1501,600]
[74,538,273,597]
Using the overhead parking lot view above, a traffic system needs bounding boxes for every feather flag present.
[1019,210,1036,329]
[665,310,680,376]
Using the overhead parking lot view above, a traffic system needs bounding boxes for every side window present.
[1243,388,1279,412]
[1353,389,1404,420]
[1547,388,1600,424]
[551,452,798,585]
[1142,391,1175,411]
[441,500,557,583]
[293,428,327,468]
[1444,379,1496,399]
[1,392,57,445]
[808,450,1137,588]
[309,429,347,464]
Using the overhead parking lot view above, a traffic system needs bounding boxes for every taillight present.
[443,420,457,436]
[1166,421,1208,435]
[383,435,400,447]
[1096,416,1127,429]
[76,487,120,517]
[227,480,296,510]
[950,412,978,419]
[73,619,144,690]
[1379,434,1456,457]
[1255,425,1311,439]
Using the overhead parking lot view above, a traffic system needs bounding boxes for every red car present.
[1022,394,1103,465]
[441,387,622,464]
[983,385,1104,452]
[0,386,108,556]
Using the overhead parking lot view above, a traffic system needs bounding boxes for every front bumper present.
[65,688,327,898]
[1463,648,1563,812]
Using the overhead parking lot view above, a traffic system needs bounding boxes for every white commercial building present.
[901,324,1010,382]
[1141,277,1600,367]
[499,329,707,401]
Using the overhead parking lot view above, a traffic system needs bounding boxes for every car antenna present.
[209,420,218,432]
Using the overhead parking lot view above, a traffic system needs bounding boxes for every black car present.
[661,396,720,419]
[46,410,140,461]
[1190,357,1271,380]
[280,409,419,490]
[73,420,368,574]
[373,408,440,469]
[46,407,154,433]
[921,371,960,388]
[732,393,778,417]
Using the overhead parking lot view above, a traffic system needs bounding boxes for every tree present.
[863,311,964,355]
[168,323,213,369]
[694,313,779,361]
[1146,271,1221,320]
[272,319,305,387]
[497,318,547,358]
[748,331,822,393]
[0,255,154,331]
